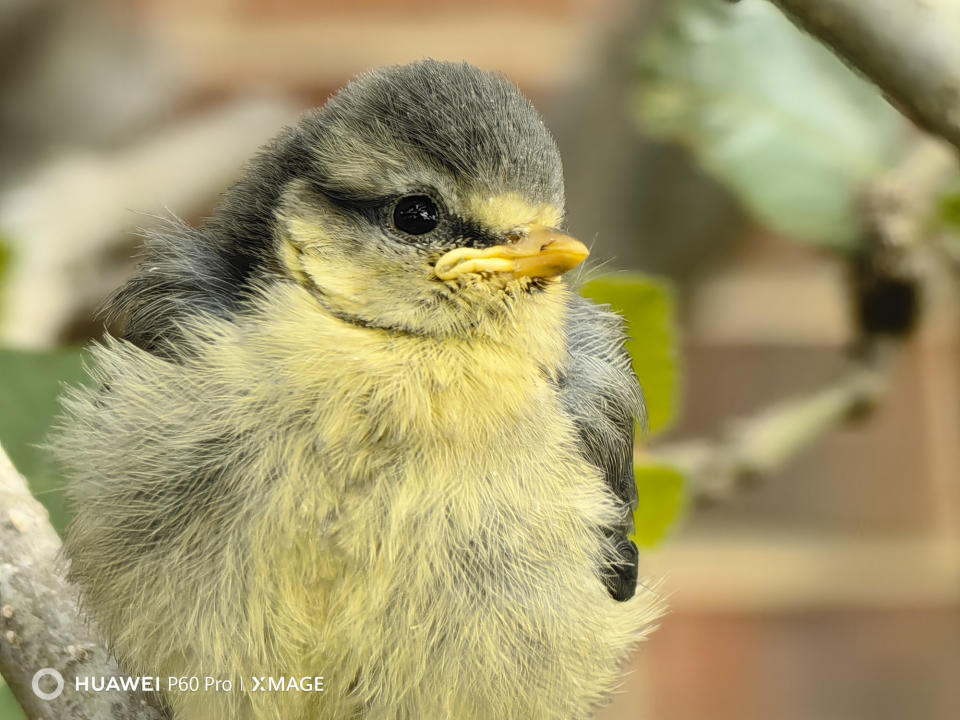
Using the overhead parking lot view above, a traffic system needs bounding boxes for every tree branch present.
[649,128,957,505]
[650,359,888,504]
[767,0,960,153]
[0,443,166,720]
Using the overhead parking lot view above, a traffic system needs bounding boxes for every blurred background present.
[1,0,959,719]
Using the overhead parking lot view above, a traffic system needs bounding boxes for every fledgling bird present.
[54,60,660,720]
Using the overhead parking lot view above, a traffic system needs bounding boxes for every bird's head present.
[216,60,587,341]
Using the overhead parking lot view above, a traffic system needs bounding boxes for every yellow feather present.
[461,193,564,233]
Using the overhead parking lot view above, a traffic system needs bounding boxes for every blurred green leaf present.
[0,235,11,321]
[0,684,26,720]
[937,189,960,261]
[635,0,904,248]
[0,237,10,277]
[0,347,87,533]
[939,190,960,231]
[580,274,680,437]
[632,462,688,548]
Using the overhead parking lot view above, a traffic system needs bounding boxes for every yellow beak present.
[434,227,589,281]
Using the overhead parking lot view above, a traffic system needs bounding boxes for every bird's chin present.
[439,272,554,295]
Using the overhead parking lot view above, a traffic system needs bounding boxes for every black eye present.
[392,195,439,235]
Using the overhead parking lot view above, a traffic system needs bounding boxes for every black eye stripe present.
[310,185,505,248]
[450,218,504,249]
[307,183,383,223]
[393,195,439,235]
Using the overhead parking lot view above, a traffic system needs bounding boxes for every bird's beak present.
[434,227,589,281]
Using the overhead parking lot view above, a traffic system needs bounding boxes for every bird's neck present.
[228,280,572,443]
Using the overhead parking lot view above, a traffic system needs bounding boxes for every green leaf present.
[936,189,960,261]
[0,236,10,279]
[580,274,680,437]
[939,190,960,232]
[0,347,87,533]
[635,0,904,248]
[632,462,688,548]
[0,685,27,720]
[0,682,27,720]
[0,235,11,322]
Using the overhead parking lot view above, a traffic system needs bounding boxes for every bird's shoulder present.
[106,128,310,356]
[102,218,252,357]
[559,291,644,600]
[560,292,644,504]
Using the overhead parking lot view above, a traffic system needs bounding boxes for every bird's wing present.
[101,218,248,356]
[105,128,307,356]
[560,292,645,601]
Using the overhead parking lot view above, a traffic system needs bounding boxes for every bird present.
[53,60,661,720]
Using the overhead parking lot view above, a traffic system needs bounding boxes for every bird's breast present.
[231,281,618,589]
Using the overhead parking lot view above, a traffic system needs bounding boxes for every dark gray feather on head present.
[303,59,564,208]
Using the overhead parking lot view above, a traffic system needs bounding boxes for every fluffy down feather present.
[54,60,661,720]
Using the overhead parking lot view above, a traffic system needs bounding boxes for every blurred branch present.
[650,360,887,504]
[766,0,960,152]
[0,443,167,720]
[859,136,958,252]
[653,131,958,505]
[0,98,296,349]
[852,135,957,341]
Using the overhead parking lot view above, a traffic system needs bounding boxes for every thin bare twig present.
[649,359,888,504]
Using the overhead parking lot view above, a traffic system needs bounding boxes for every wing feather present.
[560,293,644,601]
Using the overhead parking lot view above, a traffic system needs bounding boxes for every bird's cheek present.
[299,251,369,301]
[279,235,311,285]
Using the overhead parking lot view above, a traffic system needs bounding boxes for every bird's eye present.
[392,195,439,235]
